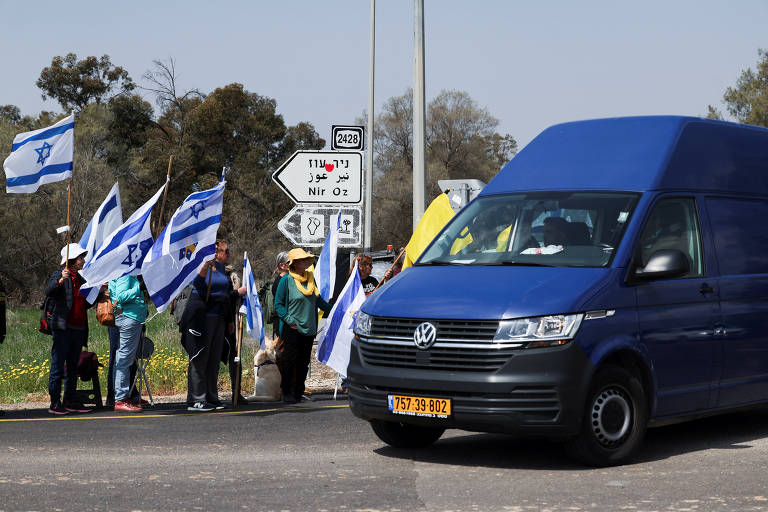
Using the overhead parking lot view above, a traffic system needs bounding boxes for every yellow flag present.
[402,193,456,269]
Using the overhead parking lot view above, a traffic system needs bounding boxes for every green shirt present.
[274,274,331,336]
[108,275,148,323]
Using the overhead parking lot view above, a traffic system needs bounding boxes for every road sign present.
[331,125,364,151]
[277,204,363,248]
[272,150,362,204]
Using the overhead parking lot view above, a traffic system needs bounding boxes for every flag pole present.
[154,155,174,237]
[65,110,76,264]
[371,247,406,293]
[205,263,213,302]
[234,312,244,407]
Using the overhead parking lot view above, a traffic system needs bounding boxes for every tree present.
[709,49,768,127]
[367,89,517,248]
[36,53,135,112]
[0,105,21,124]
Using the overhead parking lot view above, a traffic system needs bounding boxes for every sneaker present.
[63,401,91,413]
[210,400,226,410]
[301,393,314,402]
[114,400,142,413]
[187,401,215,412]
[48,402,68,415]
[131,398,149,406]
[282,394,299,404]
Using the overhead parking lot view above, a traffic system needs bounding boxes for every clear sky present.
[1,0,766,151]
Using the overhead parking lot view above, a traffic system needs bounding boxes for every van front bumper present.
[347,337,594,438]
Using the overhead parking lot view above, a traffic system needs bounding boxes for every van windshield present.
[418,192,640,268]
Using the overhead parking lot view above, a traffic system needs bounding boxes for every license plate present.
[388,394,451,419]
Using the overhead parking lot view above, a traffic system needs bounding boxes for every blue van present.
[347,116,768,465]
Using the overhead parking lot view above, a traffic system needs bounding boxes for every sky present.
[1,0,766,151]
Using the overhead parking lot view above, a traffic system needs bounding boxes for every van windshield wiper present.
[490,260,555,267]
[416,259,471,266]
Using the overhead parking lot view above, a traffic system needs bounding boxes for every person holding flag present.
[43,244,92,415]
[274,248,331,404]
[180,240,235,412]
[140,176,226,412]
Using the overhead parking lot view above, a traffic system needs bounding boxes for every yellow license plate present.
[388,394,451,418]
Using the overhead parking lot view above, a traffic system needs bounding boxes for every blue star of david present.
[122,239,154,267]
[122,244,140,266]
[35,142,53,166]
[191,202,205,219]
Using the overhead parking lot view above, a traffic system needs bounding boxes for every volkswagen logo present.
[413,322,437,350]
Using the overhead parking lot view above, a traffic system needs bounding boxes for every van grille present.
[359,317,514,373]
[371,317,499,342]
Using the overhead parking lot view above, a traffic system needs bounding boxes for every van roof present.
[481,116,768,196]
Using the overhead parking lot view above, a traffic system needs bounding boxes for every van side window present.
[705,197,768,275]
[638,198,703,277]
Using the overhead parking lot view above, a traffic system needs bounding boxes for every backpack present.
[96,288,116,327]
[259,276,278,324]
[39,297,55,335]
[171,285,193,325]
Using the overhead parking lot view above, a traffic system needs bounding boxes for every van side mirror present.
[634,249,690,280]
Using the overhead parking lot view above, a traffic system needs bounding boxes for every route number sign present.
[331,125,364,151]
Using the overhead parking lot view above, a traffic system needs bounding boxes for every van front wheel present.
[370,420,445,449]
[565,365,648,466]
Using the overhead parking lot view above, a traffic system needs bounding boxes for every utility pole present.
[365,0,375,251]
[412,0,426,229]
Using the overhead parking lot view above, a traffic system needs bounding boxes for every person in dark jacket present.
[44,243,92,415]
[181,240,235,412]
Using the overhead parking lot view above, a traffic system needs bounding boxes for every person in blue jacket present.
[109,275,147,413]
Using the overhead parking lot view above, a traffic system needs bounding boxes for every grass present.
[0,306,263,404]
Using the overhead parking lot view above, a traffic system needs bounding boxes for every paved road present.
[2,397,768,511]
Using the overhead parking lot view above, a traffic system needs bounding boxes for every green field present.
[0,307,261,404]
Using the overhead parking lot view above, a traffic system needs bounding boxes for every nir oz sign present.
[272,150,362,204]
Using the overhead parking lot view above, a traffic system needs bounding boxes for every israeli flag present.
[3,114,74,193]
[79,182,122,265]
[79,182,166,303]
[315,262,366,376]
[240,252,266,349]
[142,181,224,313]
[314,211,340,301]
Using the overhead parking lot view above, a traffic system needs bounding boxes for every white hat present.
[60,243,87,265]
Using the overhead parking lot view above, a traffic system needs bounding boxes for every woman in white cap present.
[43,243,92,415]
[274,248,331,403]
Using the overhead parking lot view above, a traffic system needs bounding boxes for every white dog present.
[246,340,282,402]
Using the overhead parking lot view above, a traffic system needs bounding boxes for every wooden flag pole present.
[154,155,174,237]
[233,312,244,407]
[371,247,406,293]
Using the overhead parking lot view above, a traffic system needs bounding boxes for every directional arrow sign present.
[272,150,362,204]
[277,204,363,248]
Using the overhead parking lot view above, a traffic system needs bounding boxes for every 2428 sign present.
[332,125,364,151]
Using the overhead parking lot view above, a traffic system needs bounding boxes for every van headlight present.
[354,310,372,336]
[494,314,584,348]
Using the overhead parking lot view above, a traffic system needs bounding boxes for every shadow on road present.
[373,406,768,470]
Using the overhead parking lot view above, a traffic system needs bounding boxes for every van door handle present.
[699,283,715,296]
